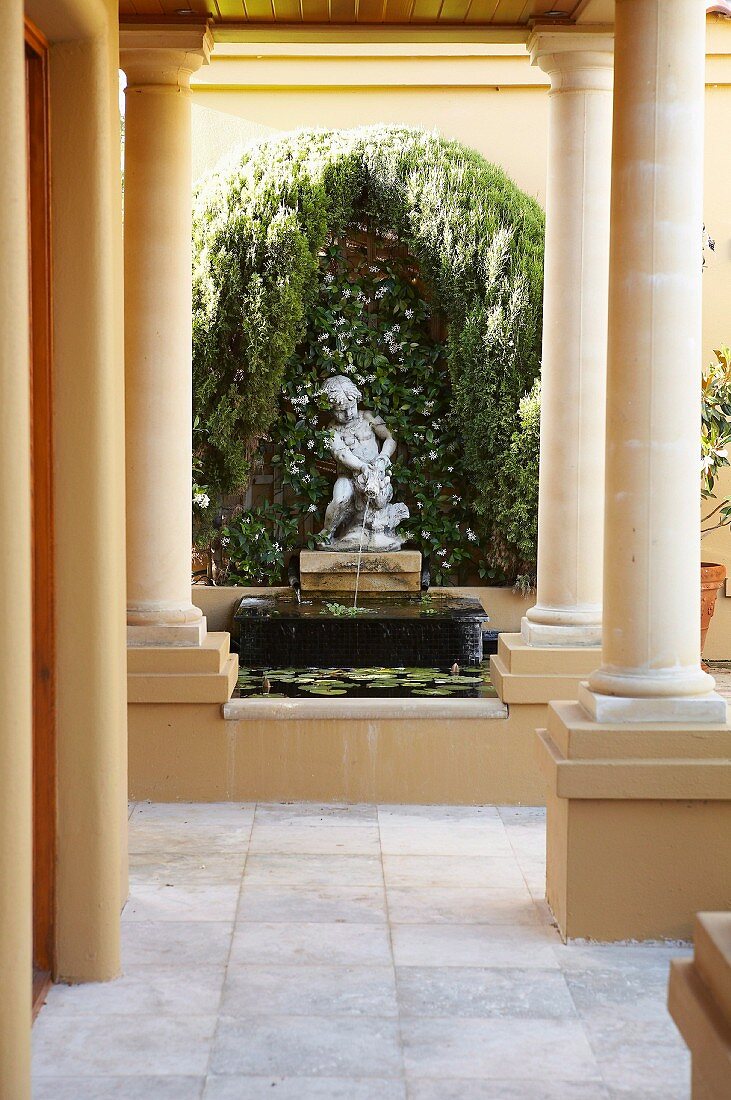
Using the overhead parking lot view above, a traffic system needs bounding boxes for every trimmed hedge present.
[192,126,544,580]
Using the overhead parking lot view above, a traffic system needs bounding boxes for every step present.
[128,653,238,703]
[127,632,230,674]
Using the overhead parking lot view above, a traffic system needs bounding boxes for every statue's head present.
[322,375,361,424]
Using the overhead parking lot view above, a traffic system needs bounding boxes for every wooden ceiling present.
[118,0,585,26]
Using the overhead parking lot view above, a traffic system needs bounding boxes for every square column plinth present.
[490,633,601,705]
[669,913,731,1100]
[127,632,238,704]
[299,549,421,595]
[538,702,731,941]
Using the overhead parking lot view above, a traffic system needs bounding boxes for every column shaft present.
[523,33,613,648]
[122,28,211,646]
[0,1,32,1095]
[51,32,126,983]
[584,0,723,720]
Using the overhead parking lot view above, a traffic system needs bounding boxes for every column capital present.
[528,26,614,90]
[120,21,214,89]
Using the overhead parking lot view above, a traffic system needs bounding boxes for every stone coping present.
[222,696,508,721]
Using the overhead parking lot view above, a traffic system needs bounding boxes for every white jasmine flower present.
[307,503,317,512]
[466,529,477,542]
[438,548,447,558]
[428,450,438,460]
[421,530,429,539]
[447,466,454,473]
[405,309,414,319]
[193,491,210,509]
[306,440,315,450]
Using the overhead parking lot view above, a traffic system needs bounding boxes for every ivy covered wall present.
[192,125,544,584]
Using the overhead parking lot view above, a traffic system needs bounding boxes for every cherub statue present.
[316,375,409,551]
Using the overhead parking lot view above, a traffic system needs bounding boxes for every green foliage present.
[192,126,544,582]
[222,501,300,586]
[322,602,375,617]
[491,380,540,575]
[702,346,731,535]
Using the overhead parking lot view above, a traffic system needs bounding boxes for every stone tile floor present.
[32,802,692,1099]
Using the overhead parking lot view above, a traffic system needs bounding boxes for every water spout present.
[352,500,370,610]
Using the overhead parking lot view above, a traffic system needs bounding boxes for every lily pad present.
[301,684,348,695]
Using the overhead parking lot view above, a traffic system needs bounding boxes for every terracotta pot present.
[701,561,726,656]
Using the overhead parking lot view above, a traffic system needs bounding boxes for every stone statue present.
[316,375,409,552]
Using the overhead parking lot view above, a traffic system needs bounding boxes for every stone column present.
[522,29,614,648]
[536,0,731,942]
[581,0,724,722]
[0,1,32,1094]
[121,24,212,647]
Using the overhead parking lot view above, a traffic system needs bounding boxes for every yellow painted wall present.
[192,87,548,207]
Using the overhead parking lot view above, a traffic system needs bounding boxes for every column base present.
[127,618,207,647]
[537,701,731,941]
[668,914,731,1100]
[579,683,728,724]
[490,633,600,705]
[521,616,602,648]
[127,631,237,703]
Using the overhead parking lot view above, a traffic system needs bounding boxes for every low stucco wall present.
[128,699,548,805]
[192,583,534,636]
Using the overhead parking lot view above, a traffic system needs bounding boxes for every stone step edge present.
[222,696,508,721]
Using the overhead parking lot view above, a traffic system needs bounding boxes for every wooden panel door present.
[26,16,56,1017]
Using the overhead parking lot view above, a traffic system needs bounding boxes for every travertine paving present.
[32,802,691,1099]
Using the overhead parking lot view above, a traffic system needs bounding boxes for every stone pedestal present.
[537,702,731,941]
[669,914,731,1100]
[299,550,422,595]
[490,634,600,705]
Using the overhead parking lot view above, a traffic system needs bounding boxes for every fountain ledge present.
[222,696,508,721]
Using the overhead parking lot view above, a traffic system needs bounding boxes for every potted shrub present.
[701,346,731,655]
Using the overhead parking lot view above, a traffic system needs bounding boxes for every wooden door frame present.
[25,14,56,1017]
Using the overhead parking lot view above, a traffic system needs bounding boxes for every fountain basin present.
[231,593,491,669]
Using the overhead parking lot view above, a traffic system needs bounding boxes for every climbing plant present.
[192,126,544,584]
